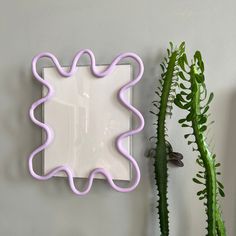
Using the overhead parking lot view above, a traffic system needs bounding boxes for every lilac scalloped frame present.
[28,49,144,195]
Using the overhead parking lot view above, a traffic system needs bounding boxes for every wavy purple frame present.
[28,49,144,195]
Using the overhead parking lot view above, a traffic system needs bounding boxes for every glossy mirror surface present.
[43,65,132,180]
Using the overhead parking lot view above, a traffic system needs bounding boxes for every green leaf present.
[199,195,205,200]
[202,106,209,114]
[183,102,191,109]
[200,83,207,100]
[178,71,187,81]
[186,112,193,121]
[186,93,192,100]
[179,42,185,55]
[195,74,205,83]
[215,163,221,167]
[178,118,186,124]
[196,158,203,166]
[217,181,224,189]
[160,64,165,72]
[219,188,225,197]
[176,94,186,103]
[182,123,191,128]
[182,53,189,65]
[199,115,207,124]
[197,189,206,196]
[167,48,170,57]
[180,83,188,90]
[188,141,194,145]
[174,98,185,109]
[193,178,204,184]
[184,133,192,139]
[200,125,207,132]
[196,173,204,178]
[180,91,188,96]
[169,41,174,51]
[197,190,203,196]
[178,56,186,72]
[194,51,204,72]
[205,92,214,107]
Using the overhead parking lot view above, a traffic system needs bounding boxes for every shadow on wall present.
[222,91,236,235]
[0,66,37,181]
[138,49,167,236]
[0,64,73,196]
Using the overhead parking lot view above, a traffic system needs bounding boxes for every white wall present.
[0,0,235,235]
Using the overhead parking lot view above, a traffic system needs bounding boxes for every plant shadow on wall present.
[124,53,164,236]
[0,67,35,182]
[223,91,236,235]
[147,42,227,236]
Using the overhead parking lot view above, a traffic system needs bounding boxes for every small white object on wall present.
[43,65,132,180]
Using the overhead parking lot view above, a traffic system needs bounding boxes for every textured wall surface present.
[0,0,235,235]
